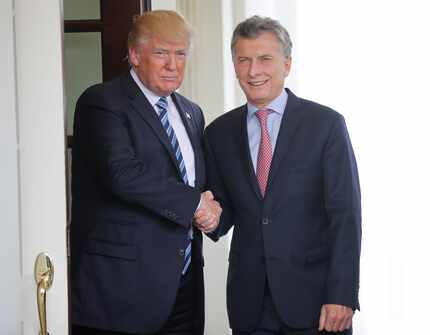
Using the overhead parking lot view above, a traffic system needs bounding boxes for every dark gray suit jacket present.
[204,89,361,331]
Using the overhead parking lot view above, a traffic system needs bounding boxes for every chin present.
[165,84,180,92]
[247,87,268,96]
[249,94,268,102]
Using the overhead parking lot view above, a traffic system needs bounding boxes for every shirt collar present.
[247,89,288,120]
[130,68,166,111]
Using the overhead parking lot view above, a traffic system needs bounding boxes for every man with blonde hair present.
[70,10,220,335]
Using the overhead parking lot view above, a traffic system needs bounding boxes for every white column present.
[178,0,227,122]
[151,0,177,10]
[177,2,230,334]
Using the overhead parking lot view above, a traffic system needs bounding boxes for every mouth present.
[161,76,178,81]
[247,79,268,87]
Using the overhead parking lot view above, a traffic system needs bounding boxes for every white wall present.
[294,1,430,334]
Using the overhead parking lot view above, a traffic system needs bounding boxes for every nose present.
[248,59,261,77]
[165,54,178,71]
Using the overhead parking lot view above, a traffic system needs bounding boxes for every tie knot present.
[156,96,168,111]
[256,109,271,124]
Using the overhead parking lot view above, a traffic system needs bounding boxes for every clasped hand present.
[319,304,353,332]
[193,191,222,233]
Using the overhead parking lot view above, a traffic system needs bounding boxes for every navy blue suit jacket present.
[204,89,361,331]
[70,72,206,334]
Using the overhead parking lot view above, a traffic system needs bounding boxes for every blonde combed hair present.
[128,10,192,48]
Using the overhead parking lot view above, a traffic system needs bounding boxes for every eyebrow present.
[152,48,187,54]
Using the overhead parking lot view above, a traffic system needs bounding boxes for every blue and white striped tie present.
[156,96,192,275]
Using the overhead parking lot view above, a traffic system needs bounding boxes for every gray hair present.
[231,15,293,58]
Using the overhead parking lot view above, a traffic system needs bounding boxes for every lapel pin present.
[185,112,192,120]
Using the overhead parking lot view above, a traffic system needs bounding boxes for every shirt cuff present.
[194,195,202,214]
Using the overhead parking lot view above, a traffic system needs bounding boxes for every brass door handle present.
[34,253,54,335]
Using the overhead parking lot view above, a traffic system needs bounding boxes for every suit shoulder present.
[295,97,345,127]
[174,92,201,111]
[77,76,125,110]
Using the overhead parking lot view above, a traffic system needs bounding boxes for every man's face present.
[233,32,291,108]
[129,37,188,96]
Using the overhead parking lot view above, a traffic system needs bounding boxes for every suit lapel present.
[238,106,263,200]
[171,93,198,154]
[122,73,182,175]
[267,89,303,190]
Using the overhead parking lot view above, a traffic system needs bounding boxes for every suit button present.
[262,218,270,225]
[165,210,176,220]
[179,249,185,256]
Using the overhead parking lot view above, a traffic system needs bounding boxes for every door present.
[1,0,68,334]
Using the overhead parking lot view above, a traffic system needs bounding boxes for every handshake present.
[193,191,222,233]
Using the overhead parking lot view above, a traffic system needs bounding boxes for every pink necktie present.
[255,109,273,197]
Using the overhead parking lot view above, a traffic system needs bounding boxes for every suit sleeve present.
[203,132,235,241]
[75,91,200,229]
[323,115,362,310]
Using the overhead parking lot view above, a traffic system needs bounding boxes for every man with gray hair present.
[200,15,361,334]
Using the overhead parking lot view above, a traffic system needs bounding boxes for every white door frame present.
[0,0,21,331]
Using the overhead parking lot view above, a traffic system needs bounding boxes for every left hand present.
[318,304,353,332]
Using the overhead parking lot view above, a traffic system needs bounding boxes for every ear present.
[128,47,140,67]
[284,56,292,77]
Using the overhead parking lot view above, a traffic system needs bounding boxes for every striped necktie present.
[156,96,192,274]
